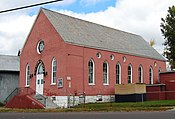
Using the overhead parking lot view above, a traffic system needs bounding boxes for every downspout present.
[83,46,85,105]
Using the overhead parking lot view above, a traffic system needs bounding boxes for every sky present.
[0,0,174,56]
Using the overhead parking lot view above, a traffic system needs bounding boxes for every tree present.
[160,5,175,70]
[149,39,155,47]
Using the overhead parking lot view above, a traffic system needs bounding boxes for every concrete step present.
[33,95,58,108]
[32,94,46,106]
[45,97,58,109]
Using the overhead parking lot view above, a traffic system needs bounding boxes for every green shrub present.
[0,102,4,107]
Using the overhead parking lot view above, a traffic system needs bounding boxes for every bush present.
[0,102,4,107]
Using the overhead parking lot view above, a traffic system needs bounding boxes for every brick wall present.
[19,10,166,98]
[160,72,175,100]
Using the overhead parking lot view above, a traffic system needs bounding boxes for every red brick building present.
[146,71,175,101]
[160,71,175,100]
[19,8,166,107]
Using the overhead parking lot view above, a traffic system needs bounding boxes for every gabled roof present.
[0,55,20,72]
[41,8,165,61]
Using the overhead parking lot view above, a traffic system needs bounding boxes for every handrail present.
[4,87,19,104]
[4,87,47,106]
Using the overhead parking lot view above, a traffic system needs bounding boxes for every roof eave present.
[65,41,166,62]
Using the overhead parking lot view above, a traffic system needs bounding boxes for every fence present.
[114,90,175,103]
[146,90,175,101]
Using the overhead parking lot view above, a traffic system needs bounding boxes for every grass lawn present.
[0,100,175,112]
[74,100,175,112]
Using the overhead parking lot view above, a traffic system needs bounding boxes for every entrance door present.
[36,63,44,95]
[36,74,44,95]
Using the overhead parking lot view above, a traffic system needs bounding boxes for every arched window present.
[116,62,121,84]
[158,67,161,83]
[88,59,95,85]
[103,61,109,85]
[128,64,132,84]
[37,63,44,74]
[51,58,57,85]
[159,67,161,73]
[149,66,153,84]
[138,65,143,83]
[26,64,30,86]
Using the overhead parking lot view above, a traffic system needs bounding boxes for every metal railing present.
[4,87,46,106]
[4,87,19,104]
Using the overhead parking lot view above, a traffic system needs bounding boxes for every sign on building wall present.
[58,78,63,88]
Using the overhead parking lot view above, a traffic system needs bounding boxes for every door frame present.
[36,62,45,95]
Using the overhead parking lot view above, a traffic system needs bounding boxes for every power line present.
[0,0,63,14]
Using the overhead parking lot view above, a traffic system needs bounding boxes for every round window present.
[96,52,101,59]
[37,40,44,54]
[154,62,157,67]
[123,56,126,62]
[110,54,115,60]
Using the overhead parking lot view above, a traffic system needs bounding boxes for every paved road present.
[0,111,175,119]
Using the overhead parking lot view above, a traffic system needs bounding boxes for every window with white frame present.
[51,58,57,85]
[103,61,109,85]
[88,59,95,85]
[37,63,44,74]
[110,54,115,60]
[116,62,121,84]
[138,65,143,83]
[128,64,132,84]
[96,52,101,59]
[149,66,153,84]
[26,64,30,86]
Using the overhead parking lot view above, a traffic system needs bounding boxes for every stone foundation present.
[49,95,115,108]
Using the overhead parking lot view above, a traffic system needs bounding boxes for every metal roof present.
[0,55,20,72]
[160,71,175,74]
[42,8,165,61]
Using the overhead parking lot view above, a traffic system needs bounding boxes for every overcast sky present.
[0,0,174,55]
